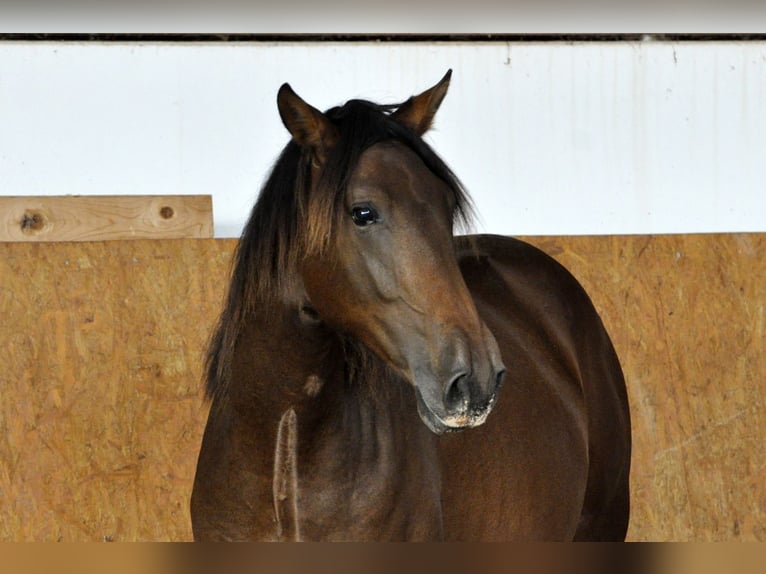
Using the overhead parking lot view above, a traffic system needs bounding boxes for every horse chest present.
[284,408,444,541]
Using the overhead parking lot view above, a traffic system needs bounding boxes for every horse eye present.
[351,206,379,226]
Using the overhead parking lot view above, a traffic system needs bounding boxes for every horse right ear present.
[391,69,452,136]
[277,83,338,164]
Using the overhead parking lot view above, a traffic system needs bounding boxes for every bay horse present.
[191,71,631,541]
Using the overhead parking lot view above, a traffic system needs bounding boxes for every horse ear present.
[391,69,452,135]
[277,83,338,163]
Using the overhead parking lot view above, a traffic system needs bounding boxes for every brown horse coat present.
[191,72,631,541]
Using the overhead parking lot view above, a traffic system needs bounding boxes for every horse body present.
[440,235,630,540]
[191,72,630,541]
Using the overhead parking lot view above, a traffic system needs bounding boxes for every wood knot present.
[159,206,175,220]
[20,211,45,233]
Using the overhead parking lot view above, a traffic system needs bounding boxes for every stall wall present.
[0,235,763,541]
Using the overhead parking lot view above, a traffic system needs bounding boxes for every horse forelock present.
[304,99,474,259]
[205,98,473,400]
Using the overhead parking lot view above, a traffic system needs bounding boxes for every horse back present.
[438,234,630,541]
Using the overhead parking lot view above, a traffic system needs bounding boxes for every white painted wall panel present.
[1,41,765,237]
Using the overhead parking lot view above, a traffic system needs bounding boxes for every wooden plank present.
[0,196,213,241]
[0,234,763,541]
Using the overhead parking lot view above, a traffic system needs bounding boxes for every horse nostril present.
[495,368,507,390]
[444,373,471,413]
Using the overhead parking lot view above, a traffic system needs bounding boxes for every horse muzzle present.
[409,320,506,434]
[415,384,500,435]
[414,362,506,435]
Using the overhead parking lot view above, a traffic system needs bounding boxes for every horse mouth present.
[414,388,494,435]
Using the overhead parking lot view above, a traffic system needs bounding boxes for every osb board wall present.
[0,234,763,541]
[0,240,229,542]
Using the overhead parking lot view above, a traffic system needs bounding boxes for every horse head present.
[277,71,506,434]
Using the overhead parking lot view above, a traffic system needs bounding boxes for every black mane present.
[205,97,473,400]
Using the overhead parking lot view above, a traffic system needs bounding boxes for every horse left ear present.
[277,83,338,163]
[391,69,452,136]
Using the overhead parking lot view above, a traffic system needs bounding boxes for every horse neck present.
[231,301,430,460]
[228,302,444,539]
[295,342,445,540]
[226,303,340,418]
